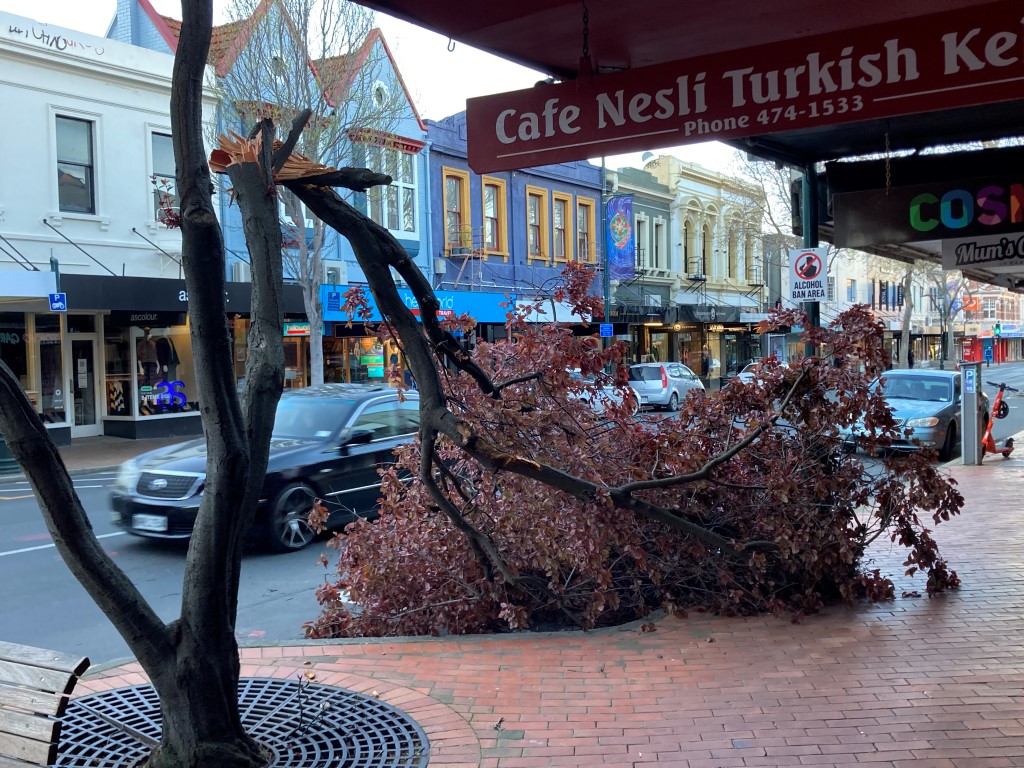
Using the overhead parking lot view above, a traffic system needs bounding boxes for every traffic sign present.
[964,368,976,394]
[599,323,614,338]
[48,293,67,312]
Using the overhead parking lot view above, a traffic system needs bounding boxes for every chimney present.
[110,0,135,44]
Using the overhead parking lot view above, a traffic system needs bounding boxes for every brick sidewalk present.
[79,456,1024,767]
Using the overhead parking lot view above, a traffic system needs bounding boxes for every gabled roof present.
[141,0,278,77]
[315,28,424,132]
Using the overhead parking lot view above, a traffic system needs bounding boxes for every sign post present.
[48,293,67,312]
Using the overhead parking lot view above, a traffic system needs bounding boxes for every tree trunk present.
[899,267,914,367]
[305,279,325,386]
[145,628,263,768]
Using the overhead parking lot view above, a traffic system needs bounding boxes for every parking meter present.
[960,360,982,465]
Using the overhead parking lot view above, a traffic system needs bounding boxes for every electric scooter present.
[981,381,1018,459]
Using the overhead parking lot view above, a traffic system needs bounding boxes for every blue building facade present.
[426,112,605,341]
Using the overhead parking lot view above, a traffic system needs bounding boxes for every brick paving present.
[78,456,1024,767]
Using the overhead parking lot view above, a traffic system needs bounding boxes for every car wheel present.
[665,392,679,412]
[938,423,956,462]
[265,483,318,552]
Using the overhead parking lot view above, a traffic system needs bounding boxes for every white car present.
[566,369,639,416]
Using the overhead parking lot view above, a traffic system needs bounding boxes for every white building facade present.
[0,13,218,442]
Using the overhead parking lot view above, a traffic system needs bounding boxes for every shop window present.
[0,312,29,402]
[36,315,66,423]
[106,324,198,418]
[576,197,596,263]
[56,116,96,214]
[104,323,134,417]
[481,176,507,258]
[151,132,177,222]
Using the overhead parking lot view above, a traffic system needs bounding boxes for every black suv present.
[110,384,419,551]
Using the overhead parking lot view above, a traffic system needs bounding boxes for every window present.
[443,167,470,251]
[151,132,177,222]
[552,192,572,262]
[827,276,836,302]
[727,231,739,279]
[653,221,665,270]
[576,197,596,263]
[984,299,997,320]
[634,216,649,268]
[481,176,507,258]
[846,278,857,302]
[56,116,95,214]
[744,234,757,282]
[365,146,417,233]
[526,186,549,262]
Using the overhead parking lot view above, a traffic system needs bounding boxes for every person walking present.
[908,347,915,369]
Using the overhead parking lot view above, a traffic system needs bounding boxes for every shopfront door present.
[69,336,102,438]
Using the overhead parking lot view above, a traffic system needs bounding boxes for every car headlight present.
[905,417,940,428]
[115,459,141,491]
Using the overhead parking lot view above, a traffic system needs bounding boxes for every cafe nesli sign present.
[466,1,1024,173]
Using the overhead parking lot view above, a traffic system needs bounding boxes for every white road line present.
[0,532,125,558]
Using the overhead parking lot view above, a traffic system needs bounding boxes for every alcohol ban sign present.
[790,247,828,302]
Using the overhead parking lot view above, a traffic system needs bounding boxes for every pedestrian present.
[907,348,914,369]
[700,345,711,378]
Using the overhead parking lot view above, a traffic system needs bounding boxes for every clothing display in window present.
[136,328,160,387]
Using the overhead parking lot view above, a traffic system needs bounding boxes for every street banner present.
[789,247,828,302]
[606,196,636,281]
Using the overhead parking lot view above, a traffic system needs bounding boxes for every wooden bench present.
[0,640,90,767]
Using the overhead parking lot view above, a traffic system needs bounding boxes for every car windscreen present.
[878,376,952,402]
[628,366,662,381]
[272,398,356,440]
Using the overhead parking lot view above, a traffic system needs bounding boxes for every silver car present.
[628,363,705,411]
[840,370,989,461]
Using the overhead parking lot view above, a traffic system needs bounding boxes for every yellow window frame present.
[481,175,508,261]
[552,192,573,263]
[576,196,597,263]
[442,167,471,253]
[525,185,549,264]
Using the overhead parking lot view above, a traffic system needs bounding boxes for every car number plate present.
[132,514,168,532]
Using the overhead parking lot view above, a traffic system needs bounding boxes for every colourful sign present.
[320,286,512,324]
[605,196,635,281]
[466,1,1024,172]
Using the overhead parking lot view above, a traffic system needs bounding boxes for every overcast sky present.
[0,0,737,172]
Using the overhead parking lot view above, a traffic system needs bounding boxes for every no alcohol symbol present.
[794,251,822,280]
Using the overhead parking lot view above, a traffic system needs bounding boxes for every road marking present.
[0,532,125,558]
[0,494,34,501]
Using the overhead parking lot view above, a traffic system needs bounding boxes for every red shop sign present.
[467,1,1024,173]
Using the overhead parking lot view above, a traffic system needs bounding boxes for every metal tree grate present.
[55,677,430,768]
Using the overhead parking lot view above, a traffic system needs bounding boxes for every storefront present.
[321,285,512,384]
[664,305,764,384]
[60,274,307,439]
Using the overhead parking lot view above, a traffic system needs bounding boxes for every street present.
[2,362,1023,666]
[0,472,333,664]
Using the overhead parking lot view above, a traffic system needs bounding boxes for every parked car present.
[734,361,760,385]
[565,369,640,416]
[110,384,420,552]
[628,362,705,411]
[840,370,989,461]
